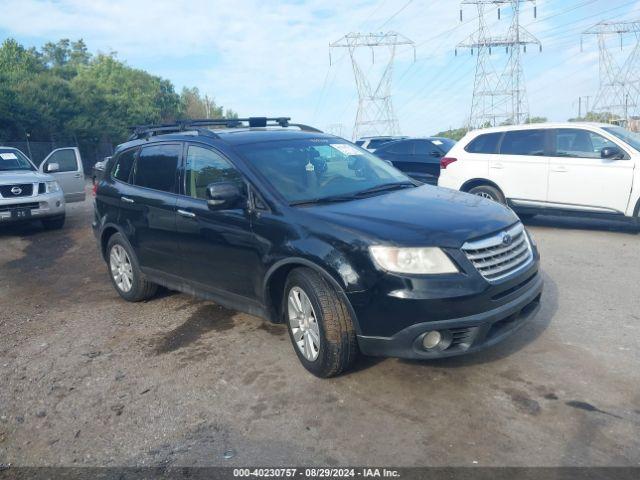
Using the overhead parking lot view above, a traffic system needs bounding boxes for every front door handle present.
[551,166,568,173]
[490,162,504,169]
[177,209,196,218]
[121,196,135,204]
[74,173,82,178]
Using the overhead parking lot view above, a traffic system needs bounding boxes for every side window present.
[47,149,78,172]
[500,130,546,156]
[133,144,180,193]
[185,145,244,199]
[112,149,136,183]
[554,129,618,158]
[414,140,442,156]
[465,133,501,154]
[385,141,413,155]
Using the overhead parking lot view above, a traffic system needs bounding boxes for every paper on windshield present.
[0,153,18,160]
[331,143,361,156]
[432,140,443,146]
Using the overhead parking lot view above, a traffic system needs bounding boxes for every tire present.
[42,215,65,230]
[106,233,157,302]
[468,185,506,204]
[283,268,358,378]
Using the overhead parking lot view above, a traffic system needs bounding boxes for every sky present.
[1,0,640,138]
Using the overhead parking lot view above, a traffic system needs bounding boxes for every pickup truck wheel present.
[468,185,506,204]
[106,233,157,302]
[284,268,358,378]
[41,215,65,230]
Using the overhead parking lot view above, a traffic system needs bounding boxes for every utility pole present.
[457,1,541,129]
[583,20,640,124]
[330,32,415,140]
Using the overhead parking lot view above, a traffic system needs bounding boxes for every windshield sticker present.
[331,143,362,156]
[305,162,315,172]
[0,153,18,160]
[432,140,443,146]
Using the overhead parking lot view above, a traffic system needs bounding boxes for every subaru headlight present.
[46,180,60,193]
[369,246,458,274]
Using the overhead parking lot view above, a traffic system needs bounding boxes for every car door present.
[120,143,182,274]
[375,141,412,171]
[411,140,444,182]
[175,143,262,300]
[40,147,86,202]
[547,128,634,213]
[489,129,550,203]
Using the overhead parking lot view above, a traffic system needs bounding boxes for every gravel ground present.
[0,195,639,467]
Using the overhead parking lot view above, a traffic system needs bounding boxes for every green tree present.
[434,127,468,141]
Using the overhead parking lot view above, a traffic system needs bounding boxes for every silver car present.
[0,146,85,229]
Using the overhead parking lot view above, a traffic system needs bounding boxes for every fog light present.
[422,331,442,350]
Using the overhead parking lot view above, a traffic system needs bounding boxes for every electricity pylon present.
[582,20,640,124]
[457,1,541,129]
[330,32,415,140]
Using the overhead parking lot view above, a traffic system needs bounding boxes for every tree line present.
[0,38,236,162]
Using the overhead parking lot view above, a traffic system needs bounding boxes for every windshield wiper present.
[352,182,415,198]
[290,194,357,207]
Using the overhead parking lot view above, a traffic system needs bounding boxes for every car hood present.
[303,185,519,248]
[0,170,52,184]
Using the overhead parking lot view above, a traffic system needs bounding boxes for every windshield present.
[602,126,640,151]
[237,138,412,204]
[0,148,35,172]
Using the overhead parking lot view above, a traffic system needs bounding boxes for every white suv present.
[438,123,640,222]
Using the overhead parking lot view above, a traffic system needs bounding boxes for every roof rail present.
[128,117,322,140]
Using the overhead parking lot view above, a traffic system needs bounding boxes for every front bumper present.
[356,272,543,359]
[0,192,65,223]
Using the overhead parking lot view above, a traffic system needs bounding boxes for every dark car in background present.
[374,137,456,184]
[355,135,408,152]
[93,117,541,378]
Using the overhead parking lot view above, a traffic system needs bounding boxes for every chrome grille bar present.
[461,222,533,282]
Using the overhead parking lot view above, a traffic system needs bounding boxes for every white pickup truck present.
[0,146,85,229]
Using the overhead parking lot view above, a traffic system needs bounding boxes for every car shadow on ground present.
[0,220,48,238]
[522,215,639,235]
[347,270,559,375]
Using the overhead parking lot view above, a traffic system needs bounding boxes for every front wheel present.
[468,185,506,204]
[284,268,358,378]
[42,215,65,230]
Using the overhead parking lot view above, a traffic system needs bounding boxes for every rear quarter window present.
[464,132,502,154]
[112,149,137,183]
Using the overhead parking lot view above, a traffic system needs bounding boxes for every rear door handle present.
[74,173,82,178]
[551,166,568,173]
[177,209,196,218]
[121,196,135,204]
[490,162,504,169]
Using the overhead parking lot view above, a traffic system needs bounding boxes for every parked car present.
[374,137,456,185]
[0,146,67,229]
[92,156,111,185]
[355,135,408,152]
[438,123,640,223]
[94,117,542,377]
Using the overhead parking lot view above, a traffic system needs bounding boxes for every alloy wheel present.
[287,286,321,361]
[110,244,133,293]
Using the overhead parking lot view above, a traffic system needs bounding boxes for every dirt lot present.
[1,194,639,467]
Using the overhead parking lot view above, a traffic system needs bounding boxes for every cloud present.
[1,0,640,136]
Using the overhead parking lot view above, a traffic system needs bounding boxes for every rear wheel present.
[42,215,65,230]
[284,268,358,378]
[468,185,506,204]
[106,233,157,302]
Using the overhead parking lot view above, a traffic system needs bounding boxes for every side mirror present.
[206,182,244,209]
[601,146,624,160]
[46,162,60,173]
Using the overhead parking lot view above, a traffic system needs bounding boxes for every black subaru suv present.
[93,117,543,377]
